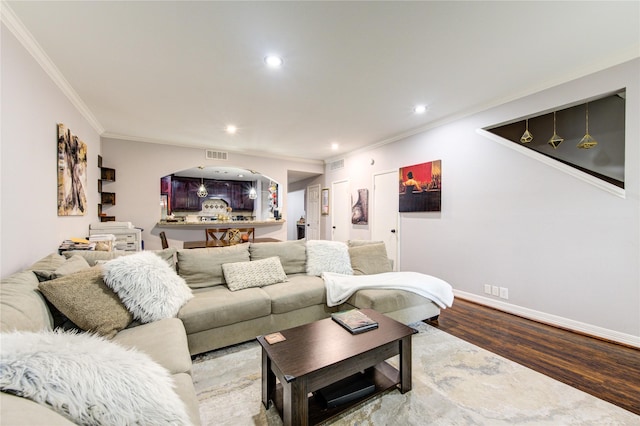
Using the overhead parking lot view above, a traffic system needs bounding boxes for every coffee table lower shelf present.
[269,361,399,425]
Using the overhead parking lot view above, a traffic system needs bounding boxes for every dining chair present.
[225,228,255,245]
[205,229,229,247]
[159,231,169,249]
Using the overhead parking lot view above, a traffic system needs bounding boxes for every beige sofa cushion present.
[177,245,250,288]
[38,266,133,339]
[113,318,192,375]
[62,248,177,268]
[348,243,392,275]
[171,373,202,426]
[260,274,326,314]
[348,240,384,247]
[178,286,270,333]
[347,288,435,313]
[28,252,67,272]
[33,255,90,281]
[0,271,53,333]
[249,240,306,274]
[0,393,75,426]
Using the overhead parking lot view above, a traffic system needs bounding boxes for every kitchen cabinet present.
[170,176,254,212]
[230,182,254,211]
[171,177,202,211]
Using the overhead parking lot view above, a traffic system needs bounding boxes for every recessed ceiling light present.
[331,142,339,151]
[264,55,283,68]
[414,105,427,114]
[226,125,237,134]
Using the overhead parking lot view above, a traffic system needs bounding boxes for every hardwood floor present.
[427,298,640,415]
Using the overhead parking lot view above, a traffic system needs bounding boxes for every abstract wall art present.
[351,188,369,225]
[57,123,87,216]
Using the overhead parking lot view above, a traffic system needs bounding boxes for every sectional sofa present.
[0,239,450,425]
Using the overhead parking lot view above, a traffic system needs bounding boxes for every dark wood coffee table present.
[257,309,415,425]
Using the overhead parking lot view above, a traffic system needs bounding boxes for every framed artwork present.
[351,188,368,225]
[321,188,329,215]
[399,159,441,212]
[57,123,88,216]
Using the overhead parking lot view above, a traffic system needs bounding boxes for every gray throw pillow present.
[348,243,392,275]
[38,266,132,338]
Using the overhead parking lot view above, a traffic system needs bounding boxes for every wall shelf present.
[98,155,116,221]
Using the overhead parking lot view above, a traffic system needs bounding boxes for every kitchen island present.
[154,219,287,249]
[156,219,285,229]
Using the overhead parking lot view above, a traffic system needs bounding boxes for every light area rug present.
[192,323,639,425]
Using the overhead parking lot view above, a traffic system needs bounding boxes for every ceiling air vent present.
[329,159,344,171]
[205,150,228,160]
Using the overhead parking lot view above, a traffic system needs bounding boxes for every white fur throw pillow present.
[102,251,193,323]
[0,330,193,425]
[306,240,353,276]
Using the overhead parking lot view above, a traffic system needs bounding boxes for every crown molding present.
[1,1,104,134]
[332,50,640,165]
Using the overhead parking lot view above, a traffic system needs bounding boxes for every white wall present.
[1,23,101,278]
[101,138,324,250]
[325,59,640,344]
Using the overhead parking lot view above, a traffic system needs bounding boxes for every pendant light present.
[547,111,564,149]
[520,119,533,143]
[196,166,208,198]
[577,102,598,149]
[248,187,258,199]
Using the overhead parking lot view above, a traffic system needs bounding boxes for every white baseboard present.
[453,290,640,349]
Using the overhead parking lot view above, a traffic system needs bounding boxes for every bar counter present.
[157,219,285,229]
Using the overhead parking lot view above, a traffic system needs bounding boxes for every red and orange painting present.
[398,160,441,212]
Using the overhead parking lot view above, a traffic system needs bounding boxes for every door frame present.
[372,169,399,270]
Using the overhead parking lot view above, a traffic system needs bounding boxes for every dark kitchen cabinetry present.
[230,182,254,211]
[170,176,254,212]
[171,177,202,211]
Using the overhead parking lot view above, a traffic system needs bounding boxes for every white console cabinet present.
[89,222,142,252]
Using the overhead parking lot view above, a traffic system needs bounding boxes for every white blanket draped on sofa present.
[322,271,455,308]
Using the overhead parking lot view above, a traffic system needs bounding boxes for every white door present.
[306,184,320,240]
[372,171,399,270]
[331,180,350,242]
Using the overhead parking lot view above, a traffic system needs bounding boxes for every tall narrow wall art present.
[57,123,87,216]
[399,160,442,212]
[351,188,369,225]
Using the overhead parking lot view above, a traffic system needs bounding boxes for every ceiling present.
[4,1,639,163]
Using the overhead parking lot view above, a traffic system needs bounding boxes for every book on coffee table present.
[331,309,379,334]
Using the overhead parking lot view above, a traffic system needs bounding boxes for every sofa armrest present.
[1,392,75,425]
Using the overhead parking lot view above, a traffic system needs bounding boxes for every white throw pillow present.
[222,257,288,291]
[102,251,193,323]
[0,330,193,425]
[306,240,353,276]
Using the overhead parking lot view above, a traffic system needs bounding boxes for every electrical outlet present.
[499,287,509,299]
[492,286,499,296]
[484,284,492,294]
